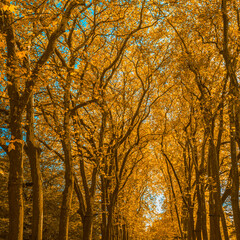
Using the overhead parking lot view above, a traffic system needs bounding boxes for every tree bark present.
[58,76,74,240]
[8,121,24,240]
[200,185,208,240]
[25,95,43,240]
[3,3,24,239]
[229,102,240,240]
[195,176,202,240]
[208,139,222,240]
[221,0,240,236]
[220,206,229,240]
[101,176,107,240]
[82,215,93,240]
[199,135,208,240]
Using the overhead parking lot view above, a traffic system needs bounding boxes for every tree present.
[0,1,84,239]
[1,1,240,239]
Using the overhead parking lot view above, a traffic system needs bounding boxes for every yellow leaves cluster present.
[16,51,27,60]
[0,137,6,147]
[1,4,16,13]
[8,143,15,152]
[0,39,5,48]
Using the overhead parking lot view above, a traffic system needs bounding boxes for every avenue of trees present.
[0,0,240,239]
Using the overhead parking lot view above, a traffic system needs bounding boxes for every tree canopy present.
[0,0,240,240]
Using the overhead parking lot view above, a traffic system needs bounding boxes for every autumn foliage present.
[0,0,240,240]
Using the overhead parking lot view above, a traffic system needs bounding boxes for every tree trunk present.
[58,77,74,240]
[229,108,240,240]
[221,0,240,237]
[188,204,195,240]
[8,127,24,240]
[3,3,24,239]
[58,175,73,240]
[208,139,222,240]
[30,153,43,240]
[82,215,93,240]
[199,137,208,240]
[25,95,43,240]
[26,146,43,240]
[123,224,127,240]
[200,184,208,240]
[106,208,113,240]
[7,76,24,240]
[195,180,202,240]
[220,206,229,240]
[228,79,240,240]
[101,176,107,240]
